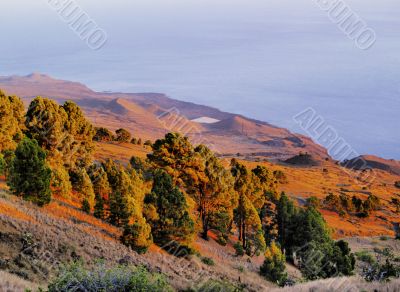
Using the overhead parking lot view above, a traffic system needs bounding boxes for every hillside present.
[343,155,400,176]
[1,76,400,291]
[94,142,400,238]
[0,73,327,160]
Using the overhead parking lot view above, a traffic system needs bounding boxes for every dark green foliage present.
[395,181,400,189]
[121,222,152,254]
[260,242,287,286]
[332,240,356,276]
[115,128,131,142]
[195,279,242,292]
[305,196,320,209]
[391,197,400,213]
[276,194,355,280]
[0,153,5,175]
[109,191,130,226]
[0,91,25,152]
[145,170,195,248]
[233,242,244,256]
[273,170,287,184]
[48,262,173,292]
[93,193,105,219]
[93,127,114,142]
[129,156,152,180]
[81,198,91,214]
[7,138,52,206]
[276,192,296,251]
[363,259,400,282]
[355,250,376,265]
[324,193,380,218]
[201,256,215,266]
[144,140,153,147]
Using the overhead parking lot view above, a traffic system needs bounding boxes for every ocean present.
[1,0,399,159]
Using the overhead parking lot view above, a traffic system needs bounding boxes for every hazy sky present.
[1,0,399,159]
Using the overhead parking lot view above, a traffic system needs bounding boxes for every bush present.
[395,181,400,189]
[48,262,173,292]
[93,127,114,142]
[355,251,376,265]
[234,242,244,256]
[201,257,215,266]
[120,220,152,254]
[115,128,131,142]
[363,259,400,282]
[260,242,287,287]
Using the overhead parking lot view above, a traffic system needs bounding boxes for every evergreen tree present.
[71,168,95,208]
[115,128,131,142]
[0,153,5,176]
[62,101,95,168]
[51,166,72,198]
[94,127,114,142]
[88,164,112,219]
[94,193,105,219]
[0,91,25,151]
[121,216,153,254]
[148,132,197,188]
[260,241,287,286]
[231,159,266,255]
[192,145,237,240]
[145,170,195,248]
[276,192,296,251]
[81,198,91,213]
[25,97,68,155]
[7,138,52,206]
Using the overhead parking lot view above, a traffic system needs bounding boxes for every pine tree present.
[88,164,111,219]
[148,132,196,187]
[7,138,52,206]
[94,193,105,219]
[276,192,296,251]
[25,97,68,155]
[192,145,237,240]
[121,216,153,254]
[115,128,131,142]
[81,198,91,213]
[51,166,72,198]
[231,159,266,255]
[0,153,5,176]
[145,170,195,248]
[260,241,287,286]
[94,127,114,142]
[71,168,95,208]
[62,101,95,168]
[0,91,25,152]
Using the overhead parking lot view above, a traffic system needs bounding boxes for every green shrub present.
[48,262,173,292]
[363,259,400,282]
[201,257,215,266]
[355,251,376,265]
[260,242,287,287]
[234,242,244,256]
[379,236,389,241]
[195,279,241,292]
[395,181,400,189]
